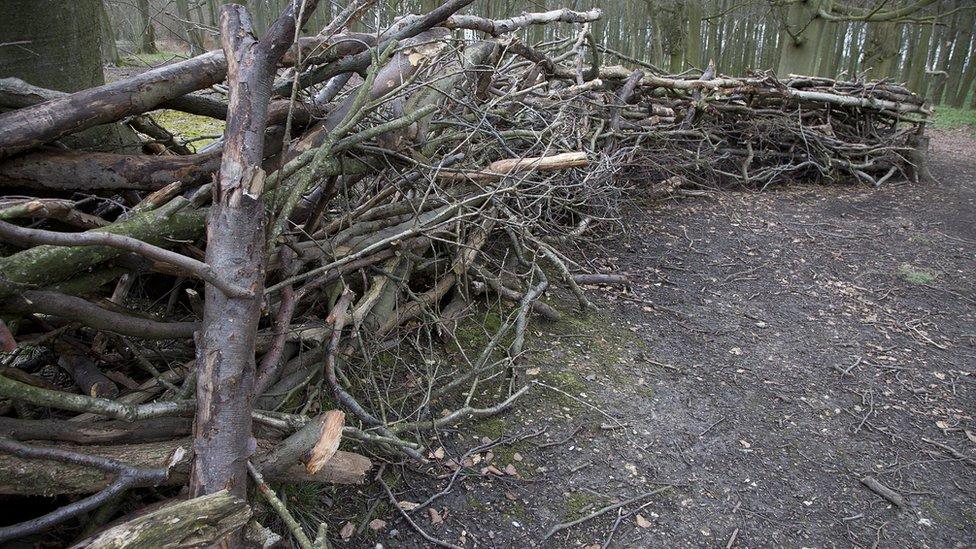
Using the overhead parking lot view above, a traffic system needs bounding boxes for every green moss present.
[466,494,490,513]
[563,491,608,520]
[451,307,505,352]
[473,417,508,439]
[507,499,529,520]
[535,369,587,411]
[153,109,225,151]
[898,264,937,285]
[932,106,976,137]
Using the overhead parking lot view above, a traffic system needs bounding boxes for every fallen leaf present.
[966,430,976,444]
[398,501,420,511]
[431,447,445,460]
[526,367,541,375]
[513,452,524,462]
[636,514,652,528]
[339,522,354,540]
[505,463,518,476]
[429,507,444,525]
[505,491,518,501]
[368,519,387,532]
[624,463,639,476]
[739,439,751,448]
[936,420,949,430]
[481,465,504,475]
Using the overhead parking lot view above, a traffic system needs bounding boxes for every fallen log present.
[0,416,192,444]
[0,291,198,339]
[0,437,371,495]
[0,148,221,191]
[0,52,227,159]
[70,490,251,549]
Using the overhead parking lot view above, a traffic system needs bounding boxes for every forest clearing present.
[0,1,973,547]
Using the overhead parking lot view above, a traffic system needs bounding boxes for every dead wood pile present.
[0,0,930,545]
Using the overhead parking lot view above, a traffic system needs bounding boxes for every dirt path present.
[351,130,976,548]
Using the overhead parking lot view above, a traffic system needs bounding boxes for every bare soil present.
[351,129,975,548]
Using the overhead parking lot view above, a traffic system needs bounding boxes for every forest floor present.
[350,128,975,548]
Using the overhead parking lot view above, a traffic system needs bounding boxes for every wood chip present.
[304,410,344,475]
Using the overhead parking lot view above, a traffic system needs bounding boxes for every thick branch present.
[0,220,249,297]
[1,290,198,339]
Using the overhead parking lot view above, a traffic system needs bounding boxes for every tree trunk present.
[649,2,664,66]
[136,0,159,54]
[708,0,725,66]
[901,24,920,82]
[777,0,826,76]
[175,0,207,55]
[950,36,976,107]
[685,0,703,69]
[191,3,318,522]
[931,4,961,104]
[818,21,839,76]
[943,7,975,105]
[862,21,901,79]
[907,20,934,95]
[97,0,120,65]
[0,0,103,91]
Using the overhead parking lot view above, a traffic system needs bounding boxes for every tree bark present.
[943,6,975,105]
[191,2,318,517]
[0,437,371,496]
[685,0,703,69]
[778,0,826,76]
[136,0,159,54]
[862,21,901,79]
[907,20,934,95]
[950,35,976,107]
[0,148,222,192]
[174,0,207,55]
[73,491,251,549]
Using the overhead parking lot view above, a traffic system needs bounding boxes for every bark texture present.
[73,491,251,549]
[0,437,371,495]
[191,1,319,506]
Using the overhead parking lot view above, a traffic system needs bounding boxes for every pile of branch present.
[0,0,929,545]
